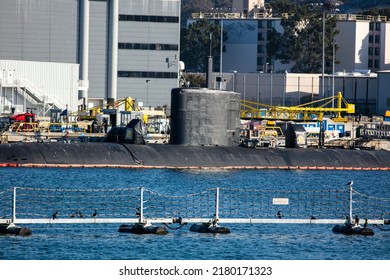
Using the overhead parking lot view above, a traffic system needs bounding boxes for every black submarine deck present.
[0,142,390,169]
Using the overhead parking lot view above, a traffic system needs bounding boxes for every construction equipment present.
[385,110,390,122]
[241,92,355,122]
[9,109,36,124]
[113,97,140,112]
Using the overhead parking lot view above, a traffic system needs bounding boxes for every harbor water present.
[0,167,389,260]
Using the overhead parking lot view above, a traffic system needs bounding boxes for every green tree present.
[267,0,339,73]
[267,0,298,17]
[181,0,213,26]
[364,7,390,18]
[180,20,227,73]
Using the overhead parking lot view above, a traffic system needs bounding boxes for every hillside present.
[337,0,390,12]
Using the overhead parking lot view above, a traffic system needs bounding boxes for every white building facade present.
[188,15,286,74]
[0,60,79,115]
[190,12,390,75]
[335,14,390,73]
[0,0,181,116]
[209,71,377,115]
[232,0,265,17]
[188,11,390,116]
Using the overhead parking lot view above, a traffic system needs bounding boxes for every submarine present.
[1,88,390,170]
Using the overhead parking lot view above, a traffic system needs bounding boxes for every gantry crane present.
[241,92,355,122]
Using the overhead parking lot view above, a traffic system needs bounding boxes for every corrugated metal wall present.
[117,0,181,107]
[0,0,182,110]
[119,0,180,16]
[0,0,78,63]
[89,1,108,102]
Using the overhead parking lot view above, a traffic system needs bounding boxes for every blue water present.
[0,167,389,260]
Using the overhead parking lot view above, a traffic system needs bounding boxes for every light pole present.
[207,33,213,89]
[232,71,237,92]
[270,73,273,106]
[322,11,325,97]
[257,75,260,106]
[146,79,150,107]
[332,40,336,109]
[220,18,223,86]
[243,74,246,101]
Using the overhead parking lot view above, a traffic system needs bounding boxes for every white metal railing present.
[333,14,387,22]
[191,12,388,22]
[14,79,64,109]
[191,12,243,19]
[0,186,388,226]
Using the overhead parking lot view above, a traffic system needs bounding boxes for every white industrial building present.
[377,71,390,116]
[188,3,390,116]
[206,71,379,116]
[189,9,286,73]
[0,60,79,116]
[190,11,390,75]
[0,0,181,116]
[232,0,265,15]
[2,0,390,118]
[335,14,390,73]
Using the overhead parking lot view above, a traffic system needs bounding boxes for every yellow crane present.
[241,92,355,122]
[113,97,140,112]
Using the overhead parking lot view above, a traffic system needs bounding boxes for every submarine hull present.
[0,142,390,169]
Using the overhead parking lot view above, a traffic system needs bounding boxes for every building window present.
[257,57,264,65]
[375,22,381,31]
[368,59,373,68]
[267,20,274,28]
[118,71,178,79]
[375,47,380,56]
[258,32,264,41]
[368,47,373,55]
[374,60,379,68]
[369,35,373,43]
[118,43,178,51]
[375,35,380,44]
[119,14,179,23]
[258,45,264,53]
[258,21,263,28]
[369,22,374,30]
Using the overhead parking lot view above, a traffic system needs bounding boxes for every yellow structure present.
[241,92,355,122]
[113,97,139,112]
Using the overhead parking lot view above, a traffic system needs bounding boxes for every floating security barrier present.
[332,217,375,236]
[332,224,374,236]
[2,185,389,236]
[0,223,32,236]
[189,223,230,234]
[118,223,168,235]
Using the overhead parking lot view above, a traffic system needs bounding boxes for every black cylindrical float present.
[189,223,230,234]
[0,224,32,236]
[118,224,168,235]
